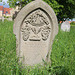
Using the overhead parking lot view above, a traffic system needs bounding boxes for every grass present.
[70,22,75,26]
[51,25,75,75]
[0,20,75,75]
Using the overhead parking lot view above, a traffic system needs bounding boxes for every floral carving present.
[41,26,51,41]
[25,10,49,26]
[21,9,51,41]
[21,25,31,41]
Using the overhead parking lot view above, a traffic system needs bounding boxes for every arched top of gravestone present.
[13,0,58,41]
[35,0,42,1]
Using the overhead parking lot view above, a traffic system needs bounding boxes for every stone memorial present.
[61,21,70,32]
[13,0,58,66]
[2,16,4,22]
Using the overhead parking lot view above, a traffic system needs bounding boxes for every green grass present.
[0,20,75,75]
[51,26,75,75]
[70,22,75,26]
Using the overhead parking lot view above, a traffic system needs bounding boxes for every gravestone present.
[61,21,70,32]
[13,0,58,66]
[2,16,4,22]
[7,18,12,21]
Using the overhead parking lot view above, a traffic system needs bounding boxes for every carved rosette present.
[41,26,51,41]
[21,9,51,41]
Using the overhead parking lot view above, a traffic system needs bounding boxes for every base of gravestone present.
[18,56,51,67]
[17,52,51,67]
[18,59,51,70]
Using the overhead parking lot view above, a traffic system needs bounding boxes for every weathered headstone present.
[2,16,4,22]
[61,21,70,32]
[13,0,58,66]
[7,18,12,21]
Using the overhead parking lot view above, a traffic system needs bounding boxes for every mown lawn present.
[0,20,75,75]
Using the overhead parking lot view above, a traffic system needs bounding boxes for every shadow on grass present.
[49,66,69,75]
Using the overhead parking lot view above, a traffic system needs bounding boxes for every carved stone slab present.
[13,0,58,66]
[61,21,70,32]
